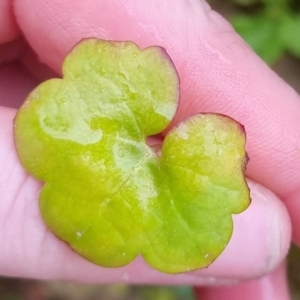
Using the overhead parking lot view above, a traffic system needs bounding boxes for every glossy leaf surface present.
[14,39,250,273]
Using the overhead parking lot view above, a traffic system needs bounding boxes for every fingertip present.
[194,262,290,300]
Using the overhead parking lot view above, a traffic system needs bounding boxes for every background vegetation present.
[229,0,300,64]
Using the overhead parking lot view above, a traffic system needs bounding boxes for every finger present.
[0,109,291,283]
[0,37,58,84]
[0,62,38,108]
[18,45,58,82]
[0,40,56,108]
[194,262,290,300]
[0,38,26,65]
[0,0,20,44]
[13,0,300,243]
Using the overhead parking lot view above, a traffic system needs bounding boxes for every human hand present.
[1,0,299,299]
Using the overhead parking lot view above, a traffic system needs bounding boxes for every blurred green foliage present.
[230,0,300,64]
[0,278,196,300]
[134,286,195,300]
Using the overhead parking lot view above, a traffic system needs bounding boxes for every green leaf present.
[14,39,250,273]
[232,0,260,6]
[280,15,300,58]
[232,13,286,64]
[262,0,289,7]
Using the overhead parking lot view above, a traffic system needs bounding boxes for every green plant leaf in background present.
[262,0,289,5]
[232,13,286,64]
[231,0,300,64]
[14,38,250,274]
[280,15,300,58]
[232,0,260,6]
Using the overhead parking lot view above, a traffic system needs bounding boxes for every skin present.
[0,0,299,299]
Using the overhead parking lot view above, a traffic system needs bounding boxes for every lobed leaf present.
[14,38,250,273]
